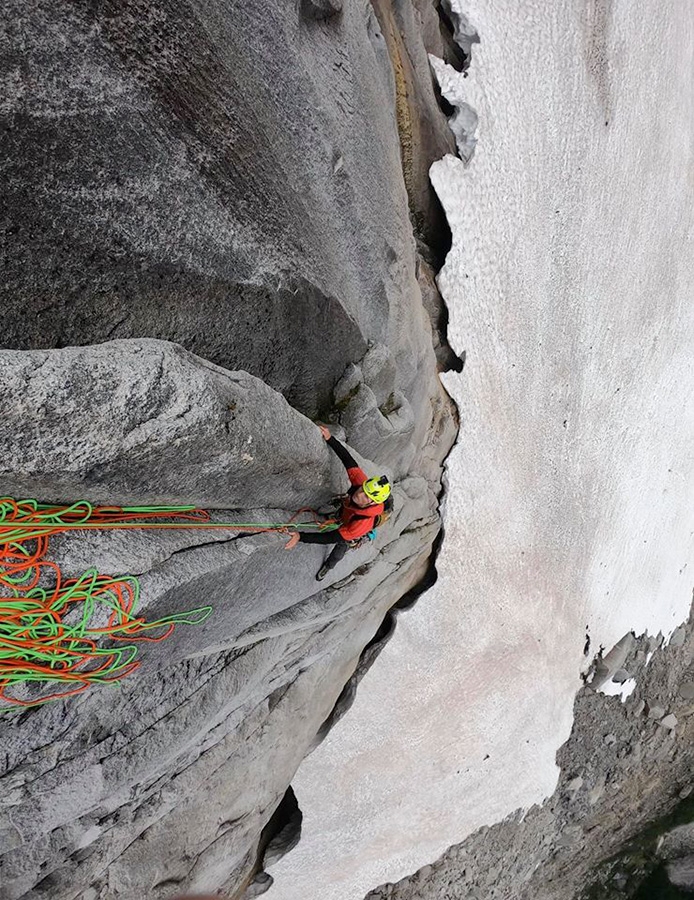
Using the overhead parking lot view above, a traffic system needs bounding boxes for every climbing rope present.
[0,498,337,711]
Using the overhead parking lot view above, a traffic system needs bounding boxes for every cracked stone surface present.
[0,341,450,900]
[0,0,458,895]
[0,340,340,509]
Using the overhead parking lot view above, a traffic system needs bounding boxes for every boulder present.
[667,855,694,891]
[0,340,337,509]
[658,823,694,860]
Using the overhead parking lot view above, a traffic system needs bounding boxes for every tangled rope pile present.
[0,498,336,710]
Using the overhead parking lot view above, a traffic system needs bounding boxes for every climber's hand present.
[319,425,331,440]
[284,532,300,550]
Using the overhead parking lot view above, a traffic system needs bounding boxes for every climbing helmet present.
[362,475,391,504]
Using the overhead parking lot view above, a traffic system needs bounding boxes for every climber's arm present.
[322,430,367,487]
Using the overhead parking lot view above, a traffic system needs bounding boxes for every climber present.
[284,425,391,581]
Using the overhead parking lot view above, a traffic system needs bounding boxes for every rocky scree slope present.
[0,0,462,898]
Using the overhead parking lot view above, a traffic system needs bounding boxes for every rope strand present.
[0,498,336,710]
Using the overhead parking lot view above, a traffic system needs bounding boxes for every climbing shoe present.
[316,563,331,582]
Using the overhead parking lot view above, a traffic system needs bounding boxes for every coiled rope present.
[0,498,337,710]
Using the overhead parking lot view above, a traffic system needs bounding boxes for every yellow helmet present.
[363,475,391,504]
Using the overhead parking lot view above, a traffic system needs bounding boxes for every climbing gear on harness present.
[362,475,391,503]
[348,531,377,549]
[0,498,338,711]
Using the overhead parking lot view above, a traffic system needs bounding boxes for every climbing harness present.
[0,498,337,711]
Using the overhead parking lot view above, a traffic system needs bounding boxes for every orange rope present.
[0,498,336,710]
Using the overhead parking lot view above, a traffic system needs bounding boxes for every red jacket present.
[298,436,385,546]
[339,464,384,541]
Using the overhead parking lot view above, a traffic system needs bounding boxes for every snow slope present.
[270,3,694,898]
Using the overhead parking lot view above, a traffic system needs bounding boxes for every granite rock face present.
[0,340,340,509]
[0,0,454,426]
[0,0,458,897]
[0,339,449,900]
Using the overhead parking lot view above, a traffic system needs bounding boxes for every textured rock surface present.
[0,340,339,508]
[0,0,449,433]
[0,341,448,900]
[0,0,458,897]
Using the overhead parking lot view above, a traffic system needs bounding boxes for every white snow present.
[600,678,637,700]
[269,3,694,900]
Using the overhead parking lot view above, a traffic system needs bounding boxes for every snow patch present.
[600,677,637,700]
[269,5,694,900]
[429,55,479,163]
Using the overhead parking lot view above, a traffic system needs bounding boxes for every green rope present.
[0,497,338,710]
